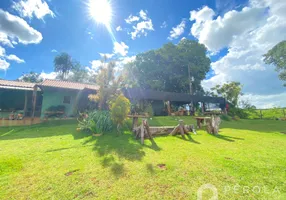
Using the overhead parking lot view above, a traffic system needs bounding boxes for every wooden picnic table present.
[194,117,211,129]
[128,115,148,130]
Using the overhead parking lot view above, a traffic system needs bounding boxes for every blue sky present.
[0,0,285,108]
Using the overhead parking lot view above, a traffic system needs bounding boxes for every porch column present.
[31,86,37,122]
[23,90,28,117]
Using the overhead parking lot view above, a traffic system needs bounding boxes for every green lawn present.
[0,117,285,199]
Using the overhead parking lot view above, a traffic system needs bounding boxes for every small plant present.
[232,115,240,121]
[220,114,232,121]
[144,103,154,117]
[110,94,131,134]
[77,110,113,134]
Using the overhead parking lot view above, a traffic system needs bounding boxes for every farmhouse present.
[0,79,225,126]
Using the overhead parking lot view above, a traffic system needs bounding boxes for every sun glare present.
[88,0,112,26]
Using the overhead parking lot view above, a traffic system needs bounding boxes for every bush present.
[78,110,113,134]
[110,94,131,133]
[228,107,248,119]
[232,115,240,121]
[220,114,232,121]
[144,103,154,117]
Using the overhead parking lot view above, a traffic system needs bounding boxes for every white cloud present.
[90,60,102,70]
[168,19,186,40]
[0,46,25,69]
[6,54,25,63]
[116,26,122,31]
[99,53,114,59]
[190,6,265,52]
[12,0,55,20]
[0,46,5,57]
[113,41,129,56]
[0,9,43,45]
[160,21,167,28]
[0,58,10,70]
[51,49,57,53]
[139,10,148,20]
[125,15,140,24]
[191,0,286,108]
[0,32,14,47]
[127,10,154,40]
[241,93,286,109]
[190,6,215,22]
[39,71,57,79]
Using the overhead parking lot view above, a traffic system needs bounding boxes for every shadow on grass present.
[0,120,90,141]
[208,133,244,142]
[146,163,155,174]
[83,130,152,178]
[143,138,162,151]
[173,134,201,144]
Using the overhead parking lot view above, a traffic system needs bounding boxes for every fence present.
[245,108,286,119]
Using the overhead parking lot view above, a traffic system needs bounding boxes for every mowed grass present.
[0,117,285,199]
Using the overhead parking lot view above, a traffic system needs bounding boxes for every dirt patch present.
[64,169,79,176]
[157,164,167,170]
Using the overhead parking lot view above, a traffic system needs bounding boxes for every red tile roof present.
[0,80,35,90]
[40,79,99,91]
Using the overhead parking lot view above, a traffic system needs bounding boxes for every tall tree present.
[263,40,286,86]
[124,39,210,94]
[211,82,242,107]
[18,71,43,83]
[89,60,123,110]
[54,53,75,80]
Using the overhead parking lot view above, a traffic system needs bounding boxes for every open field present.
[0,117,285,199]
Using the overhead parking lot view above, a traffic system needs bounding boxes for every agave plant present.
[78,111,113,134]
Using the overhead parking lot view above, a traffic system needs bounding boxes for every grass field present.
[0,117,285,199]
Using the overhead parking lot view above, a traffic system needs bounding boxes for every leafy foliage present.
[263,40,286,86]
[89,60,123,110]
[110,94,131,133]
[18,71,43,83]
[54,53,75,80]
[211,82,242,107]
[78,110,113,134]
[124,39,210,94]
[220,114,232,121]
[144,103,154,117]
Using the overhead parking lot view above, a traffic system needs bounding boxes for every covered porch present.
[0,80,42,126]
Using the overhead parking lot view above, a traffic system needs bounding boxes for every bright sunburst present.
[88,0,112,26]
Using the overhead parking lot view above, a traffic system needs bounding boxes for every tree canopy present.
[263,40,286,86]
[124,39,210,94]
[89,60,123,110]
[18,71,43,83]
[210,82,242,107]
[54,53,75,80]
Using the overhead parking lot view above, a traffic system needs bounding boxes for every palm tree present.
[54,53,74,80]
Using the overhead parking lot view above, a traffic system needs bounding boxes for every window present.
[63,96,71,104]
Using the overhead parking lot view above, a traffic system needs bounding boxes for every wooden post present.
[140,122,144,144]
[31,86,37,123]
[23,90,28,117]
[166,101,171,115]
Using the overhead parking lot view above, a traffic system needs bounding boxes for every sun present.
[88,0,112,26]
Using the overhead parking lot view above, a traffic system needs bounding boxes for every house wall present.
[41,87,80,118]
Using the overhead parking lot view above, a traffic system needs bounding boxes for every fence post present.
[260,110,263,119]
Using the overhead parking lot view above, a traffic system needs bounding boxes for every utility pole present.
[188,64,193,95]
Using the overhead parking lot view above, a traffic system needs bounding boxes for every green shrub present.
[232,115,240,121]
[221,114,232,121]
[144,103,154,117]
[110,94,131,133]
[78,110,113,134]
[228,107,248,119]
